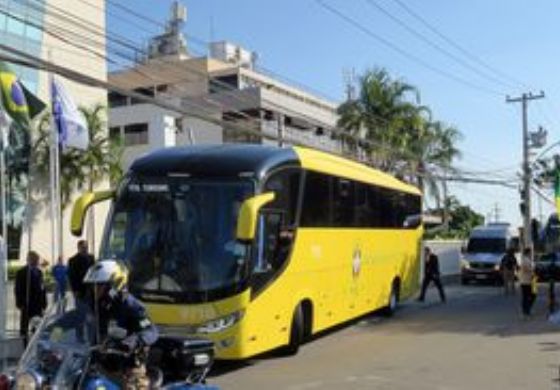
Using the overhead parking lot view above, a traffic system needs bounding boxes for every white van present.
[460,223,520,284]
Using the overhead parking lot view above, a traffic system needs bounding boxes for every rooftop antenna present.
[148,1,188,58]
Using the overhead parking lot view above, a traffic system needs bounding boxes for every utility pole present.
[492,203,501,223]
[506,91,545,250]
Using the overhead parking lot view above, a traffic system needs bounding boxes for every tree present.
[425,196,484,239]
[337,68,429,171]
[33,104,123,210]
[336,68,463,211]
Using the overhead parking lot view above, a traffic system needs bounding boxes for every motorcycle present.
[0,298,220,389]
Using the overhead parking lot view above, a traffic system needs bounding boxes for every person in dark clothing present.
[500,248,518,295]
[14,251,47,345]
[83,260,158,390]
[68,240,94,304]
[418,247,446,303]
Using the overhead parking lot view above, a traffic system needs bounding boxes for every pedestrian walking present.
[418,246,446,303]
[519,247,536,318]
[68,240,94,306]
[500,247,518,295]
[51,255,68,302]
[14,251,47,346]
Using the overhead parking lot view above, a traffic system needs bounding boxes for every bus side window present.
[253,211,283,274]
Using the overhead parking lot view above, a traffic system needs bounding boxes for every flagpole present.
[0,111,8,341]
[49,72,59,273]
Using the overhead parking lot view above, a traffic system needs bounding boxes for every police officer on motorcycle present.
[83,260,159,390]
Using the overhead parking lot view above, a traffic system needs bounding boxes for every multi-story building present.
[0,0,108,262]
[109,3,341,169]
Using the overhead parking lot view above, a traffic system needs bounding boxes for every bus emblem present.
[352,247,362,279]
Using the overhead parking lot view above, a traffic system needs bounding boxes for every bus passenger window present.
[254,212,283,274]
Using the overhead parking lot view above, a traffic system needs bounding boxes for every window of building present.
[124,123,148,146]
[25,24,41,42]
[109,126,122,141]
[156,84,168,93]
[209,74,239,93]
[131,87,155,105]
[6,16,24,35]
[108,91,128,108]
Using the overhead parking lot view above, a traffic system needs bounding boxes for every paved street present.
[212,284,560,390]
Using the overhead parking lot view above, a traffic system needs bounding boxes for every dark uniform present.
[97,292,158,346]
[97,291,158,390]
[418,251,446,303]
[14,265,47,343]
[68,252,94,301]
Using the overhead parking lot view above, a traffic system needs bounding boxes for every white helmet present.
[83,260,129,294]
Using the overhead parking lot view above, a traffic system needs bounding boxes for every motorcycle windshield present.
[100,176,255,303]
[17,297,93,388]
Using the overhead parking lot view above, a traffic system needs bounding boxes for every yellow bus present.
[71,145,422,359]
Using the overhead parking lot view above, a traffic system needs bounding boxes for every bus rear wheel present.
[284,305,304,356]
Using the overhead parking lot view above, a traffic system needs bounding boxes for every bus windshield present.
[100,176,254,303]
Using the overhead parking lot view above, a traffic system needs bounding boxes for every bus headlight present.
[15,371,41,390]
[461,259,470,269]
[197,310,244,334]
[494,264,501,271]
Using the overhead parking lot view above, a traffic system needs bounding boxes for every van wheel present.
[284,305,304,355]
[383,281,400,317]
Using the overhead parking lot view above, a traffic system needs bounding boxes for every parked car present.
[534,252,560,282]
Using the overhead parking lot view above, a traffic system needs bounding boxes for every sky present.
[109,0,560,227]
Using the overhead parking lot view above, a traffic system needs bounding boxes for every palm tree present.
[414,120,462,213]
[337,68,463,212]
[79,104,124,191]
[337,68,429,171]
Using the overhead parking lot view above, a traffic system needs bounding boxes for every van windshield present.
[467,238,506,253]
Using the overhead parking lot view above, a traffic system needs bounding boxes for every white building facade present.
[108,4,341,170]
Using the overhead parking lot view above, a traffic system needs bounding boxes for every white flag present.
[0,109,11,151]
[51,78,88,150]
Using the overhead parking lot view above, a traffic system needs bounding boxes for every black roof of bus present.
[129,144,299,179]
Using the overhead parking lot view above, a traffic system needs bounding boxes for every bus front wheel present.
[383,280,400,317]
[284,305,304,355]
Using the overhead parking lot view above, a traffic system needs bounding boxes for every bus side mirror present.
[236,192,275,242]
[71,190,115,237]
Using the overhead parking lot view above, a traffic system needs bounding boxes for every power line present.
[389,0,533,92]
[363,0,513,91]
[4,2,517,186]
[314,0,503,97]
[30,0,507,170]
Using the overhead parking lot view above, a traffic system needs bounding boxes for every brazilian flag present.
[0,61,45,127]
